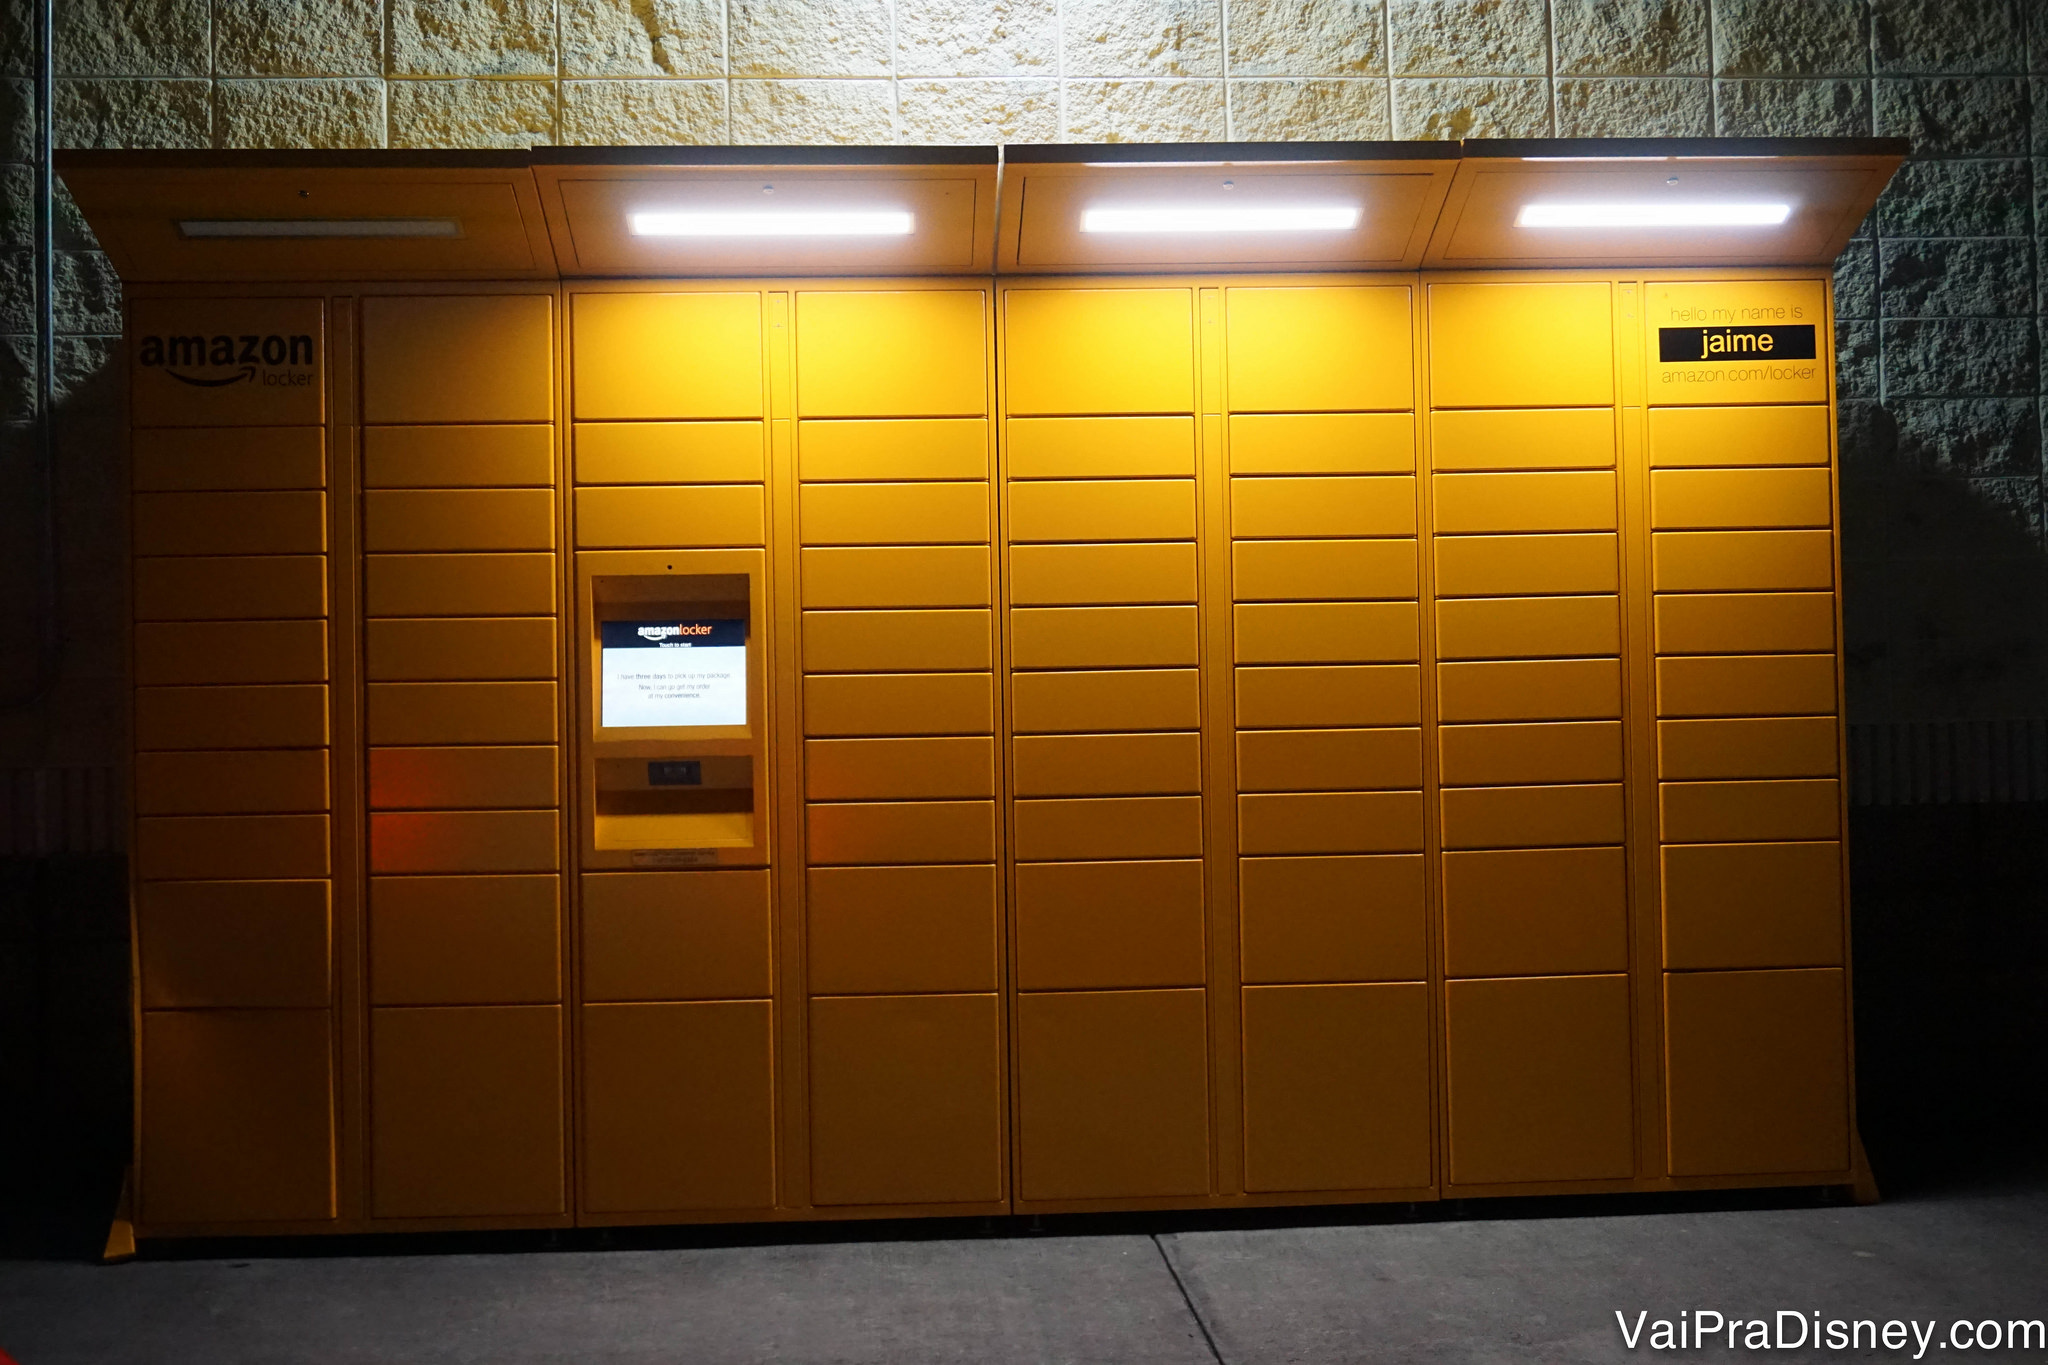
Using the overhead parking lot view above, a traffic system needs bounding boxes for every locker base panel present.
[131,1166,1877,1241]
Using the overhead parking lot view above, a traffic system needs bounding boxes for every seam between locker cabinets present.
[337,289,365,1228]
[1613,276,1661,1184]
[994,280,1018,1213]
[767,287,806,1213]
[1197,283,1240,1198]
[555,282,583,1224]
[1412,273,1446,1200]
[983,276,1016,1211]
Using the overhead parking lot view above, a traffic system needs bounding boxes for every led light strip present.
[1516,202,1792,228]
[629,210,915,237]
[1080,205,1360,234]
[178,218,463,238]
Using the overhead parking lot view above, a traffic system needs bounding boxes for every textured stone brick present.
[1876,78,2030,157]
[0,79,30,163]
[730,80,895,143]
[1392,76,1550,138]
[0,334,32,423]
[897,79,1058,142]
[217,0,381,77]
[561,80,726,143]
[1554,77,1710,136]
[53,336,114,406]
[1,165,28,249]
[1836,318,1879,400]
[1713,0,1867,77]
[563,0,725,77]
[52,179,94,253]
[897,0,1058,77]
[1227,0,1387,77]
[54,252,118,336]
[1064,0,1223,78]
[1834,240,1877,320]
[1882,239,2034,318]
[1390,0,1546,76]
[1553,0,1705,77]
[56,0,207,77]
[388,79,557,149]
[1891,399,2041,476]
[1878,158,2032,238]
[731,0,892,77]
[1714,78,1871,137]
[1885,319,2038,398]
[1230,78,1390,138]
[55,79,209,149]
[389,0,556,78]
[0,0,26,78]
[1872,0,2024,76]
[0,250,29,335]
[1063,79,1228,140]
[215,79,384,149]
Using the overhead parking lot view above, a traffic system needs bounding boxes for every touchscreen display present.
[600,619,747,728]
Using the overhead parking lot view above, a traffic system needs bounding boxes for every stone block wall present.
[2,0,2046,782]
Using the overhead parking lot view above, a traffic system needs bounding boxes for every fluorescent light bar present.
[629,210,914,237]
[1080,205,1360,234]
[179,218,463,239]
[1516,202,1792,228]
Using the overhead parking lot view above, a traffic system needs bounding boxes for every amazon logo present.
[137,331,317,389]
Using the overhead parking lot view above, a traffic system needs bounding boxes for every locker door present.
[1445,975,1634,1186]
[1017,990,1210,1201]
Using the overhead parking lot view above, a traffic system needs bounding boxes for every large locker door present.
[1225,285,1433,1196]
[362,293,569,1222]
[130,297,339,1229]
[795,288,1006,1211]
[1427,281,1636,1188]
[567,290,782,1219]
[1004,287,1213,1204]
[1644,282,1851,1180]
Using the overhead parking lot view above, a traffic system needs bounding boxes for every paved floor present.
[4,1175,2044,1364]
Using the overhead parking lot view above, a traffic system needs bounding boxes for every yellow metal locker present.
[92,144,1885,1240]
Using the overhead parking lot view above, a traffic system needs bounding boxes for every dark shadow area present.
[0,856,131,1262]
[3,806,2044,1265]
[1849,801,2048,1196]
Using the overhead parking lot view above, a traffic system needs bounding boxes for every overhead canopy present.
[55,150,556,282]
[1425,138,1904,270]
[59,138,1905,283]
[529,145,998,277]
[997,141,1457,274]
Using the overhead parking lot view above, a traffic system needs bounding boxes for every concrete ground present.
[3,1172,2043,1364]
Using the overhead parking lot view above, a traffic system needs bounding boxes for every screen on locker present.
[600,618,747,727]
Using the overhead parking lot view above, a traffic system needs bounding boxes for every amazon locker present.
[60,136,1901,1238]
